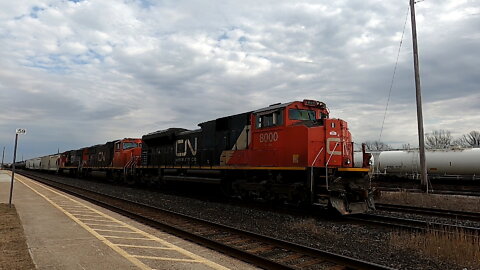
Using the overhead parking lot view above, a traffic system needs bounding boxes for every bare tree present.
[363,141,392,151]
[425,129,453,149]
[458,131,480,148]
[401,143,411,150]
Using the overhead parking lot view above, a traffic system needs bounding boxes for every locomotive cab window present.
[256,110,283,128]
[289,109,315,121]
[123,142,138,150]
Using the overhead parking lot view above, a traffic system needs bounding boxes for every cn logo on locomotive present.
[175,138,198,157]
[326,137,342,155]
[259,132,279,143]
[98,152,106,162]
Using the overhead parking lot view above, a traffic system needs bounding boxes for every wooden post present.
[410,0,428,191]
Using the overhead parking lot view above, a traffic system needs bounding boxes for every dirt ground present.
[378,191,480,213]
[0,203,35,270]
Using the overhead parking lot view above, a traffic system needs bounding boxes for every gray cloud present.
[0,0,478,161]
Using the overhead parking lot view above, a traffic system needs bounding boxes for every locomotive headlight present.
[345,159,351,165]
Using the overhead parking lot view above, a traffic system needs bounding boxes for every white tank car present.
[377,148,480,179]
[353,152,375,168]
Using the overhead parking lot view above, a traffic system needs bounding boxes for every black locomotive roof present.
[142,128,188,141]
[198,111,252,127]
[253,101,293,114]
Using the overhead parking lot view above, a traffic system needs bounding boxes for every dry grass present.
[378,190,480,213]
[390,229,480,269]
[0,204,36,270]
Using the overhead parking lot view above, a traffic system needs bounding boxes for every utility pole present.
[410,0,428,191]
[1,146,5,169]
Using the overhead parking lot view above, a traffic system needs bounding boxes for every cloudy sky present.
[0,0,478,161]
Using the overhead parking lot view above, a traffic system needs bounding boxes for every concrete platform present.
[0,171,259,270]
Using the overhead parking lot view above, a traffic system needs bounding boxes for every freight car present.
[25,138,142,179]
[25,154,59,171]
[138,100,375,214]
[26,157,41,170]
[376,148,480,180]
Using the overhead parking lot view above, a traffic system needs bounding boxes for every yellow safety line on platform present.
[71,214,105,218]
[15,175,231,270]
[116,244,174,250]
[60,206,90,210]
[94,229,141,234]
[132,256,198,262]
[84,223,126,228]
[103,236,154,240]
[67,209,97,213]
[75,218,117,222]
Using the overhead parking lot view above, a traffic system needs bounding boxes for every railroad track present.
[376,203,480,222]
[18,171,393,270]
[377,187,480,197]
[347,213,480,236]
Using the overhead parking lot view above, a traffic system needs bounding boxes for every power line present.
[379,6,410,142]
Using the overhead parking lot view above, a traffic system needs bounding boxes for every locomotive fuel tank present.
[377,148,480,179]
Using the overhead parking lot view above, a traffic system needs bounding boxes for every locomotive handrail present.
[311,147,325,167]
[325,141,340,191]
[310,147,324,201]
[123,152,137,175]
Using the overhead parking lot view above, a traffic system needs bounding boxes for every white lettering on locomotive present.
[326,137,342,155]
[259,132,279,143]
[98,151,106,162]
[176,138,198,157]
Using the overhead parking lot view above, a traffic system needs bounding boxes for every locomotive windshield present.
[289,109,315,120]
[123,142,138,150]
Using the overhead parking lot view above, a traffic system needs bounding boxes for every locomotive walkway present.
[0,171,258,270]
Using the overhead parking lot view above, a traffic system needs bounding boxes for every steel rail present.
[376,203,480,221]
[347,213,480,237]
[377,187,480,197]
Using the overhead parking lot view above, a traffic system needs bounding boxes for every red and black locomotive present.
[139,99,374,214]
[26,99,374,214]
[58,138,142,180]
